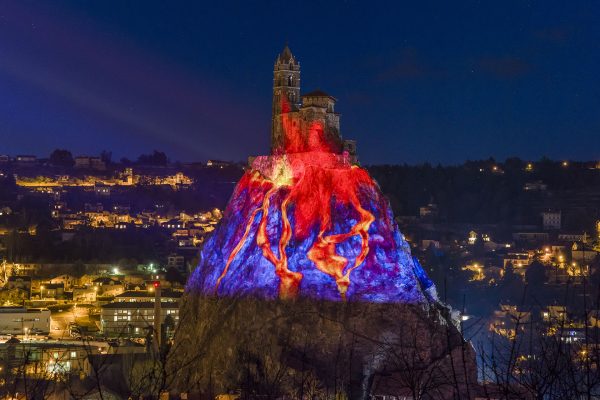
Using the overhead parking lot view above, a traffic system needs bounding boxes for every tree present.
[137,151,168,166]
[525,260,547,287]
[49,149,74,167]
[100,150,112,165]
[73,261,87,278]
[165,267,185,285]
[503,262,517,284]
[0,174,17,201]
[0,288,27,306]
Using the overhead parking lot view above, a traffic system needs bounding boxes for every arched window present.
[288,76,293,86]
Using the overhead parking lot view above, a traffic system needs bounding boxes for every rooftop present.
[115,289,183,299]
[101,301,179,309]
[277,44,296,64]
[302,90,336,100]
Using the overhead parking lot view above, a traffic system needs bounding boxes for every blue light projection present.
[187,153,436,304]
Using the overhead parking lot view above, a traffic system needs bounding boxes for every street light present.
[40,285,45,299]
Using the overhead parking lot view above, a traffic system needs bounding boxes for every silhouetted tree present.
[137,151,168,166]
[165,267,185,285]
[526,260,547,287]
[49,149,74,167]
[100,150,112,165]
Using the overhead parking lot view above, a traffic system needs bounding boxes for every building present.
[15,155,37,166]
[542,211,561,230]
[114,288,182,303]
[167,253,186,273]
[419,202,439,219]
[523,181,547,191]
[122,167,134,184]
[512,232,549,242]
[542,305,567,325]
[92,277,124,296]
[161,219,184,230]
[206,160,232,167]
[74,156,106,171]
[0,307,51,335]
[100,301,179,337]
[503,252,532,270]
[41,283,65,299]
[94,183,111,196]
[62,213,87,230]
[588,310,600,328]
[270,45,349,156]
[571,241,599,263]
[49,274,79,290]
[490,304,531,339]
[0,340,125,379]
[5,275,32,298]
[72,286,97,302]
[559,233,585,242]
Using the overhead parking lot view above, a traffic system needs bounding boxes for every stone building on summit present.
[271,45,356,158]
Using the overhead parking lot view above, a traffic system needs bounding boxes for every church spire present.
[278,43,295,63]
[271,44,301,153]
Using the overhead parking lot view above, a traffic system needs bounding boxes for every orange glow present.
[213,97,379,300]
[215,207,262,292]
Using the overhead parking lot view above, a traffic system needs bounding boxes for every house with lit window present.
[571,241,599,263]
[92,277,124,296]
[15,155,37,166]
[6,275,32,298]
[100,301,179,337]
[0,339,131,380]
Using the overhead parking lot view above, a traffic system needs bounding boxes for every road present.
[49,305,97,339]
[49,309,76,339]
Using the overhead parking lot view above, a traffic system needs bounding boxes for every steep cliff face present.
[188,151,432,304]
[172,297,476,399]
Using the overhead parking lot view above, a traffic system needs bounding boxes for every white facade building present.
[100,301,179,337]
[0,307,51,335]
[542,211,561,230]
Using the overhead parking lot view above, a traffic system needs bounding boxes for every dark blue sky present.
[0,1,599,164]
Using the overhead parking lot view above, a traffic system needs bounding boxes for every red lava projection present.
[188,97,432,303]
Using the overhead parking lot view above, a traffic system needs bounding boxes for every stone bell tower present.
[271,44,300,153]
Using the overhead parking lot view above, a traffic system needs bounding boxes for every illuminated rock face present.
[187,46,435,304]
[187,149,432,303]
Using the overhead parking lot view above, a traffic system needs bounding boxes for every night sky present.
[1,1,599,165]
